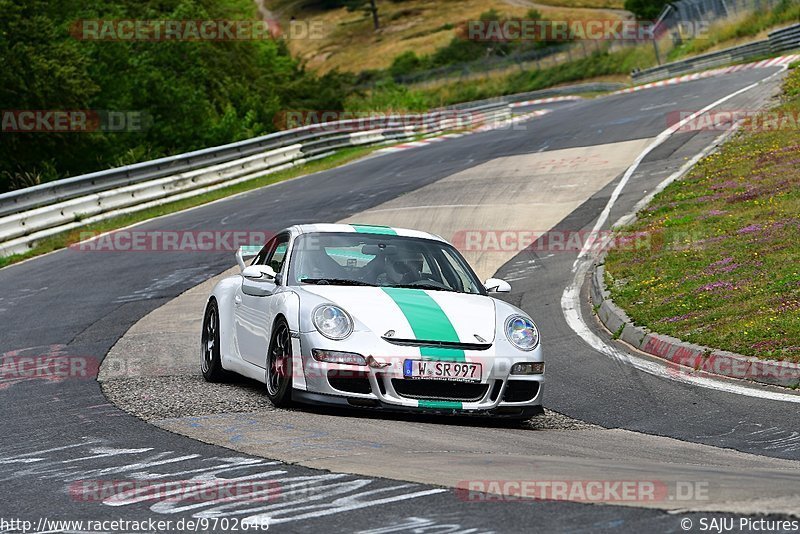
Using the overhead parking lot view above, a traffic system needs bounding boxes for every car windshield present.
[288,232,485,294]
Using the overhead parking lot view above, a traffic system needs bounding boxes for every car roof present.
[290,223,447,243]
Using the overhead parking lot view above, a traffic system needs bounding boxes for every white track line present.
[377,110,551,153]
[561,66,800,403]
[509,95,583,108]
[572,67,789,270]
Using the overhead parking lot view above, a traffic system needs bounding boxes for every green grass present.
[604,65,800,363]
[346,44,656,111]
[0,146,380,270]
[665,0,800,62]
[533,0,625,8]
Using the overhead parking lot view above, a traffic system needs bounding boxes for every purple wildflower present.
[696,281,735,293]
[776,298,800,313]
[663,313,696,323]
[750,340,782,351]
[737,224,762,235]
[704,257,740,275]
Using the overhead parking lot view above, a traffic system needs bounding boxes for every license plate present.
[403,360,482,382]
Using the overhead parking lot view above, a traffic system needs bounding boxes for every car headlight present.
[312,304,353,340]
[505,315,539,351]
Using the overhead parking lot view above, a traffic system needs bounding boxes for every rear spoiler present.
[236,245,262,271]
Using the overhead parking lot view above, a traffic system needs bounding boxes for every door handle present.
[234,295,242,306]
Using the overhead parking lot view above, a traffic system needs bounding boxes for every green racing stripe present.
[381,287,465,361]
[351,224,397,235]
[418,400,463,409]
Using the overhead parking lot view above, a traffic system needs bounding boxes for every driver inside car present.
[376,253,424,285]
[298,246,347,281]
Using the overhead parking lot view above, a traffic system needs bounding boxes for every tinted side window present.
[253,237,277,266]
[265,234,290,274]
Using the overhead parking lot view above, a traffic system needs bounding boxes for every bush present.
[390,50,427,78]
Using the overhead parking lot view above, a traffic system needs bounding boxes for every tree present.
[346,0,380,30]
[624,0,672,20]
[0,0,352,192]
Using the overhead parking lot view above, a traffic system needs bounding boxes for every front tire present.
[201,299,226,382]
[266,317,293,407]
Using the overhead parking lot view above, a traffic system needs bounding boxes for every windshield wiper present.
[300,278,375,286]
[393,283,457,292]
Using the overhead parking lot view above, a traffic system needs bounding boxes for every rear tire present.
[201,300,226,382]
[266,317,293,408]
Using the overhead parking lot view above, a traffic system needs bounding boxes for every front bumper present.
[292,390,544,418]
[292,330,544,415]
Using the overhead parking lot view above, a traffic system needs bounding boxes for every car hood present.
[298,285,497,344]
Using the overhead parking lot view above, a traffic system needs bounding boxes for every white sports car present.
[201,223,544,418]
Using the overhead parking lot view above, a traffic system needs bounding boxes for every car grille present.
[327,370,372,394]
[391,379,490,402]
[502,380,540,402]
[382,338,491,351]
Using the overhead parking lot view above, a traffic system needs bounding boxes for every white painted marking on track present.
[561,66,800,403]
[358,516,495,534]
[375,110,551,154]
[572,67,789,270]
[640,102,676,111]
[0,441,448,526]
[247,488,449,526]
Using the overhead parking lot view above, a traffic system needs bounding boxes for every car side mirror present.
[241,265,277,297]
[242,265,276,281]
[484,277,511,293]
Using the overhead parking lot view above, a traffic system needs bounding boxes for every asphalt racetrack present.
[2,66,799,533]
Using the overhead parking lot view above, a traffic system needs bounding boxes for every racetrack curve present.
[2,66,799,533]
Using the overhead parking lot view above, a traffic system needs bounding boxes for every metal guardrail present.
[632,23,800,84]
[0,104,512,257]
[770,23,800,54]
[632,39,772,83]
[0,106,493,217]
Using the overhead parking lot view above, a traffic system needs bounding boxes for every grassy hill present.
[268,0,629,73]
